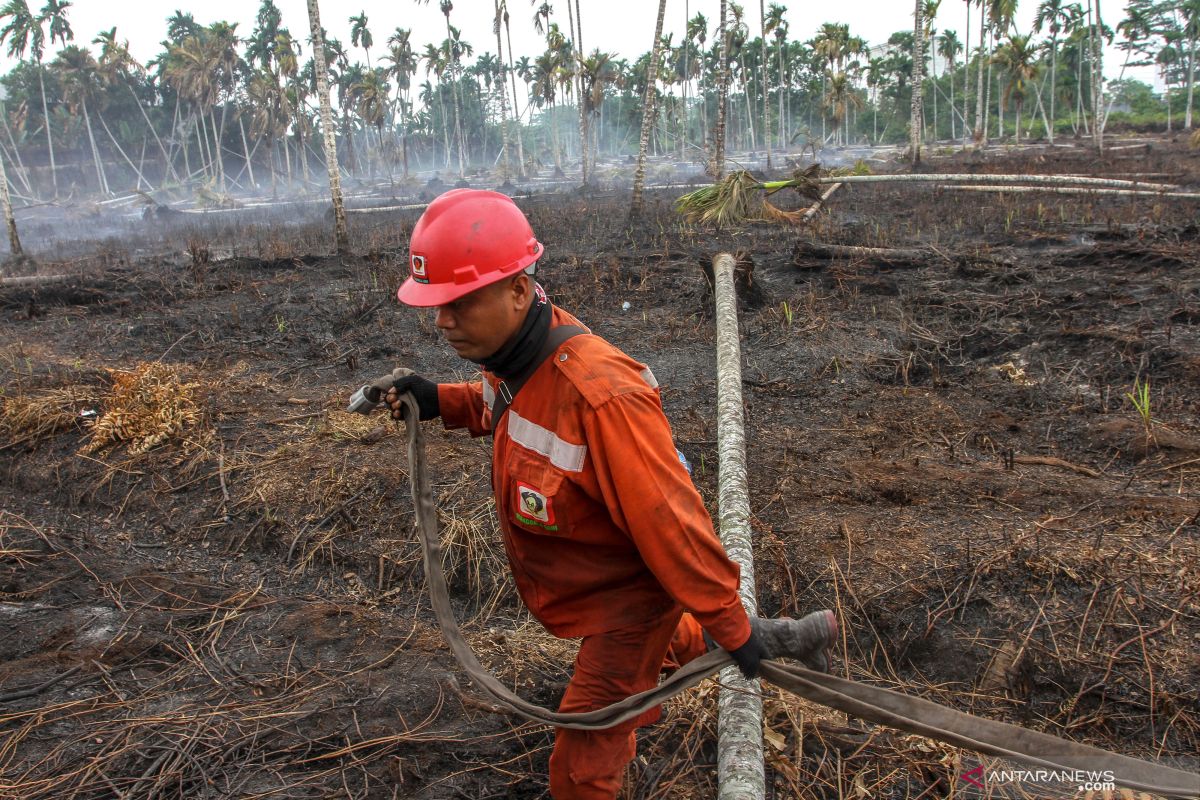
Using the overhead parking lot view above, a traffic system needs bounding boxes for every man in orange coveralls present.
[384,189,836,799]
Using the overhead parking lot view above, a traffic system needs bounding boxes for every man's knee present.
[549,728,636,799]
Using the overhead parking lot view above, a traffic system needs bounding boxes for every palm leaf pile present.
[81,362,205,455]
[675,165,828,226]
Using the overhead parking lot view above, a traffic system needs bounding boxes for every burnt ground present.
[1,138,1199,799]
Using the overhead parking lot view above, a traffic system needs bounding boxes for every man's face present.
[434,274,532,362]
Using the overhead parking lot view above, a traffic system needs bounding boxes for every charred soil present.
[1,139,1199,798]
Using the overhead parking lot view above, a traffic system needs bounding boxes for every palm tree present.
[422,42,452,170]
[246,0,282,69]
[285,48,312,187]
[491,0,513,176]
[758,0,772,166]
[986,0,1018,138]
[578,48,615,166]
[1034,0,1075,143]
[565,0,589,182]
[350,11,372,68]
[384,27,416,177]
[937,29,962,139]
[993,33,1038,143]
[305,0,347,253]
[824,71,863,145]
[207,21,241,191]
[1183,0,1199,128]
[713,0,729,176]
[1087,0,1105,148]
[336,60,365,177]
[53,44,108,194]
[1157,43,1178,131]
[247,67,287,196]
[94,27,179,184]
[532,1,552,36]
[764,4,786,151]
[166,10,200,43]
[164,32,221,185]
[911,0,924,162]
[529,49,561,170]
[865,55,886,141]
[924,0,941,141]
[686,12,709,150]
[630,0,667,217]
[354,67,390,175]
[0,143,20,256]
[415,0,466,176]
[972,0,986,142]
[0,0,55,196]
[497,0,525,177]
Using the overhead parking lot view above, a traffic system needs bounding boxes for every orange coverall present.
[438,307,752,799]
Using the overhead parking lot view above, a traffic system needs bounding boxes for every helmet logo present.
[410,254,429,283]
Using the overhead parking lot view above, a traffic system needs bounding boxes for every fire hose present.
[380,386,1197,798]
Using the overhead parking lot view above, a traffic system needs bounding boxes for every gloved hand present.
[750,610,838,673]
[728,628,770,680]
[385,371,441,421]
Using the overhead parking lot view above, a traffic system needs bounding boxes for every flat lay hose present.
[396,394,1199,798]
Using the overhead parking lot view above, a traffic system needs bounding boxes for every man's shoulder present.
[551,333,659,409]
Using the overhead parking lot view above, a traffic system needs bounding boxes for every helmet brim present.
[396,261,528,308]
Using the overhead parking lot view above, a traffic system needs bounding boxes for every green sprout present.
[275,314,288,334]
[1125,376,1154,439]
[781,301,793,328]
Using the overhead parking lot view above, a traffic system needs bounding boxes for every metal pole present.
[712,252,765,800]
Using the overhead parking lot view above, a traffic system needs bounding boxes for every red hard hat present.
[397,189,543,307]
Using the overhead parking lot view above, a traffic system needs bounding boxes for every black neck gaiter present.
[478,290,552,380]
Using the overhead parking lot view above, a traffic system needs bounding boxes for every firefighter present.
[386,189,836,799]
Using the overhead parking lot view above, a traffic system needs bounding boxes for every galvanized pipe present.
[712,252,765,800]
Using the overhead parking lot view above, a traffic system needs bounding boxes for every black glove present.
[728,628,770,680]
[386,374,441,421]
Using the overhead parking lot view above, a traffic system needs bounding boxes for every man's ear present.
[510,273,533,311]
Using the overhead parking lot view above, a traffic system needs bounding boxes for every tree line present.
[0,0,1194,207]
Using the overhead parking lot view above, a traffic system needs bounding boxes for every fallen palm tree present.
[939,185,1200,200]
[676,167,1186,225]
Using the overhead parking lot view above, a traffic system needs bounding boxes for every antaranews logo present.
[959,766,1117,794]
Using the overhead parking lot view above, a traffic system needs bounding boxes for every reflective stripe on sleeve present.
[640,368,659,389]
[507,410,588,472]
[482,379,495,407]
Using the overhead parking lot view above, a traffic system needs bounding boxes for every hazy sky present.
[0,1,1156,92]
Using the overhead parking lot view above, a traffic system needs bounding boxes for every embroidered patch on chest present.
[515,483,556,529]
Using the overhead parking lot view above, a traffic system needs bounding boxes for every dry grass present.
[80,362,206,456]
[0,385,96,447]
[0,513,448,800]
[439,482,514,617]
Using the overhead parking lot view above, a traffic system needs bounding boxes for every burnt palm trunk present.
[1047,31,1058,143]
[974,14,986,142]
[81,99,110,196]
[239,116,257,190]
[0,145,22,256]
[493,0,512,176]
[35,58,57,197]
[504,13,526,176]
[713,0,730,177]
[760,0,771,168]
[630,0,667,218]
[1090,0,1104,150]
[910,0,924,164]
[306,0,349,253]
